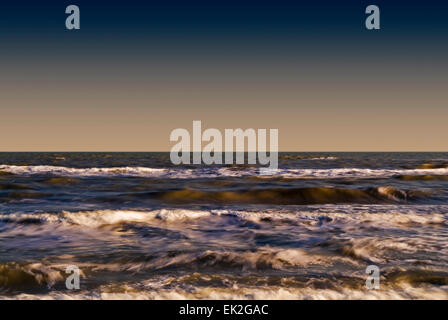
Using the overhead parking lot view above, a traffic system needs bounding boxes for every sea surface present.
[0,152,447,299]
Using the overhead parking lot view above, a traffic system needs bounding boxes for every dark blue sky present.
[1,1,447,39]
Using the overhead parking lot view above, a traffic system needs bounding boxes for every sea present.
[0,152,447,299]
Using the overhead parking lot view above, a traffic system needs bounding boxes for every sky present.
[1,0,447,151]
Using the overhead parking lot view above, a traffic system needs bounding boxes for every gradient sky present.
[1,0,447,151]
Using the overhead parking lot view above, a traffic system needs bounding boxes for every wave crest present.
[2,164,448,179]
[155,186,428,205]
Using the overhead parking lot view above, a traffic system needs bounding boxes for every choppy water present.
[0,152,447,299]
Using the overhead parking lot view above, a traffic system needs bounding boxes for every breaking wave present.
[1,206,446,230]
[0,209,212,228]
[0,262,68,288]
[3,274,447,300]
[1,205,447,299]
[2,164,448,179]
[153,186,428,205]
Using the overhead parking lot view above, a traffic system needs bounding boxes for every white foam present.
[5,282,447,300]
[0,209,212,228]
[0,165,168,177]
[2,164,448,179]
[2,205,447,229]
[277,167,448,179]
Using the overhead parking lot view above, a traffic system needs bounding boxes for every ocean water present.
[0,152,447,299]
